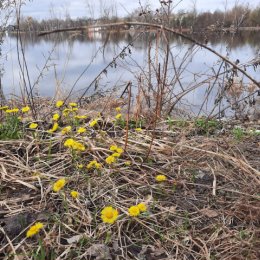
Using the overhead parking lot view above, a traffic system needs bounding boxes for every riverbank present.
[0,99,259,260]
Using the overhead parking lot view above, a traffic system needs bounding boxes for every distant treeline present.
[9,5,260,32]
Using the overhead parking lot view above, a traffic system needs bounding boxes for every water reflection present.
[2,31,260,117]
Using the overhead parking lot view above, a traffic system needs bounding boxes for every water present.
[1,30,260,117]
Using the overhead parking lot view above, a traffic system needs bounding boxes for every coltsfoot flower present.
[6,108,19,113]
[29,123,38,129]
[53,178,66,192]
[70,190,79,199]
[26,222,44,238]
[56,100,64,108]
[21,106,30,113]
[101,206,119,224]
[77,127,86,134]
[115,113,122,120]
[52,113,60,121]
[61,126,72,135]
[115,107,121,112]
[74,115,87,120]
[109,145,123,155]
[105,155,116,164]
[0,106,8,111]
[155,174,167,182]
[48,122,59,133]
[69,102,77,107]
[87,160,101,170]
[89,119,98,127]
[137,203,147,212]
[128,205,140,217]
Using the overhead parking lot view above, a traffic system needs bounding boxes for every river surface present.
[1,30,260,117]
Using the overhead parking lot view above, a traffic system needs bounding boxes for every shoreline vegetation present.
[0,98,259,259]
[3,26,260,35]
[1,2,260,259]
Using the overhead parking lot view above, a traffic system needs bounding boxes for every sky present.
[20,0,259,20]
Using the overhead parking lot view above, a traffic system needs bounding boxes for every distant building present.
[6,25,17,31]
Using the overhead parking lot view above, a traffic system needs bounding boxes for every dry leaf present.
[200,208,219,218]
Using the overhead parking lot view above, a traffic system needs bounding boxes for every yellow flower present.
[115,113,122,120]
[110,145,123,154]
[155,175,167,182]
[74,115,87,120]
[77,164,84,169]
[116,147,123,154]
[128,206,140,217]
[64,138,85,152]
[64,138,75,148]
[62,108,72,116]
[101,206,119,224]
[110,145,117,151]
[135,128,142,132]
[53,178,66,192]
[77,127,86,134]
[73,142,86,152]
[69,102,77,107]
[6,108,19,113]
[48,122,59,133]
[21,106,30,113]
[52,113,60,121]
[70,190,79,199]
[137,203,147,212]
[61,126,72,135]
[0,106,8,111]
[29,123,38,129]
[89,119,98,127]
[105,155,116,164]
[56,100,64,108]
[72,108,78,112]
[115,107,121,112]
[112,152,121,158]
[26,222,44,238]
[87,160,101,170]
[124,161,131,166]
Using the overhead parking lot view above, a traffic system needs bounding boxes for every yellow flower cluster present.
[128,203,147,217]
[6,108,19,113]
[26,222,44,238]
[69,102,77,107]
[110,145,123,154]
[105,155,116,164]
[101,206,119,224]
[105,145,124,164]
[64,138,86,151]
[74,115,87,120]
[115,107,121,112]
[61,126,72,135]
[87,160,101,170]
[53,178,66,192]
[0,106,9,111]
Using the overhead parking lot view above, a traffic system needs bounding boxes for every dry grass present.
[0,102,260,260]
